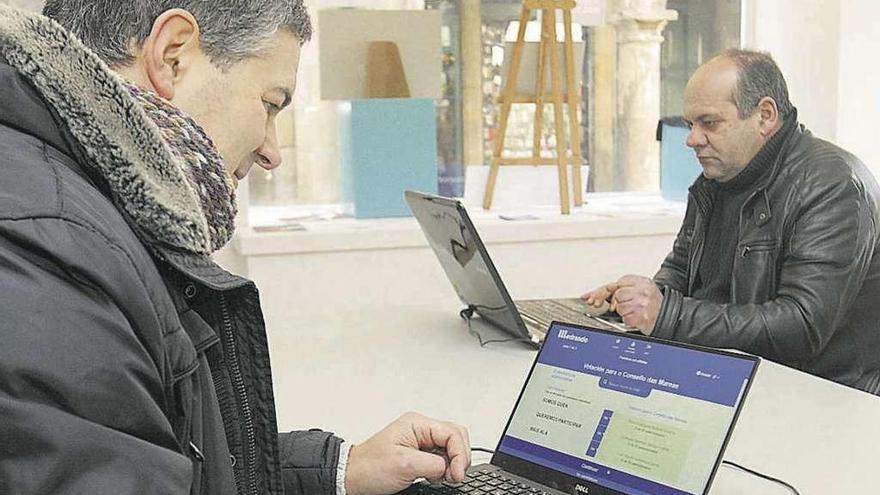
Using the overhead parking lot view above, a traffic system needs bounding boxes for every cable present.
[461,303,509,313]
[459,306,535,347]
[471,446,495,455]
[721,460,800,495]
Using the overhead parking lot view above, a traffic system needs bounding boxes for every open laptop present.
[405,190,626,345]
[402,321,760,495]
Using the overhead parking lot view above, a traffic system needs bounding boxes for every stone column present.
[588,25,617,192]
[460,0,484,167]
[610,0,676,191]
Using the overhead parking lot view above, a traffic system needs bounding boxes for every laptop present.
[402,321,760,495]
[405,190,627,346]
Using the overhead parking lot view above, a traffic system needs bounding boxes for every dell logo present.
[574,484,589,494]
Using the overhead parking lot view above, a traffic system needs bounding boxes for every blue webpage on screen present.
[499,324,756,495]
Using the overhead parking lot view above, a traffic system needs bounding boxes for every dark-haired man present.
[584,49,880,395]
[0,2,468,494]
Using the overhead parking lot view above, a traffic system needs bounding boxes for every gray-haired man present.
[585,49,880,395]
[0,2,469,494]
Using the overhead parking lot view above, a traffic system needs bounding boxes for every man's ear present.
[140,9,201,100]
[757,96,780,137]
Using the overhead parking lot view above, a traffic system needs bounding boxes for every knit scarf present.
[0,5,236,255]
[127,84,237,252]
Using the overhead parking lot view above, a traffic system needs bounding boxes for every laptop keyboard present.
[515,298,597,330]
[404,469,550,495]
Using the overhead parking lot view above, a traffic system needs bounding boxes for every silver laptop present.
[401,321,760,495]
[405,190,625,346]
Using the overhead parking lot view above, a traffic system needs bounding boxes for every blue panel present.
[342,98,438,218]
[659,122,702,202]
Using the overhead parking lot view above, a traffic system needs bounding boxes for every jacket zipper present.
[741,241,776,257]
[219,293,259,495]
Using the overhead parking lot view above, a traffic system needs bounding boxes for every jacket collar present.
[153,244,252,292]
[0,5,219,255]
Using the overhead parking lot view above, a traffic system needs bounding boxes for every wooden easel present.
[483,0,583,214]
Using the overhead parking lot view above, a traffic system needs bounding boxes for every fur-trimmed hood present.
[0,5,233,255]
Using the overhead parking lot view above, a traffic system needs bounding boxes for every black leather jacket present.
[0,58,341,495]
[653,118,880,394]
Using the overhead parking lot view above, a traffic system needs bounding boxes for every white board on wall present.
[317,9,441,100]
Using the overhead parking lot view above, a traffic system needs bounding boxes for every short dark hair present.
[43,0,312,69]
[720,49,794,119]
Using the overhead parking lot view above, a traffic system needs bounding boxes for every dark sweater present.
[692,119,793,303]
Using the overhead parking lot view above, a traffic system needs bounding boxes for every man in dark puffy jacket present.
[0,2,470,494]
[584,49,880,395]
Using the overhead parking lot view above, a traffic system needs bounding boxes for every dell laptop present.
[402,321,760,495]
[405,190,625,345]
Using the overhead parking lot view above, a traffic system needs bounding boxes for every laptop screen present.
[404,191,526,336]
[495,322,758,495]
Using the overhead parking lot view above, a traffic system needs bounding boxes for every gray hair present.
[720,49,794,119]
[42,0,312,69]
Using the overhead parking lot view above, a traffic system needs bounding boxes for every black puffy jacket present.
[653,115,880,394]
[0,9,341,495]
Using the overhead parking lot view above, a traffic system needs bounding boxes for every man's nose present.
[255,127,282,170]
[686,127,706,149]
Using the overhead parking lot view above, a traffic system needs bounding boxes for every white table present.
[268,303,880,494]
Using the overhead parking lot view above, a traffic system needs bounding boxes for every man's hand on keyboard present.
[583,275,662,334]
[581,283,618,313]
[608,275,662,335]
[345,412,471,495]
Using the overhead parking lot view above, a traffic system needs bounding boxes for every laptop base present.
[516,298,635,340]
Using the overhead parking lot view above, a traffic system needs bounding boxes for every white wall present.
[836,0,880,175]
[743,0,880,175]
[1,0,43,10]
[743,0,841,141]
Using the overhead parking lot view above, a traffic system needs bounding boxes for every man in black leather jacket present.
[584,49,880,395]
[0,2,469,494]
